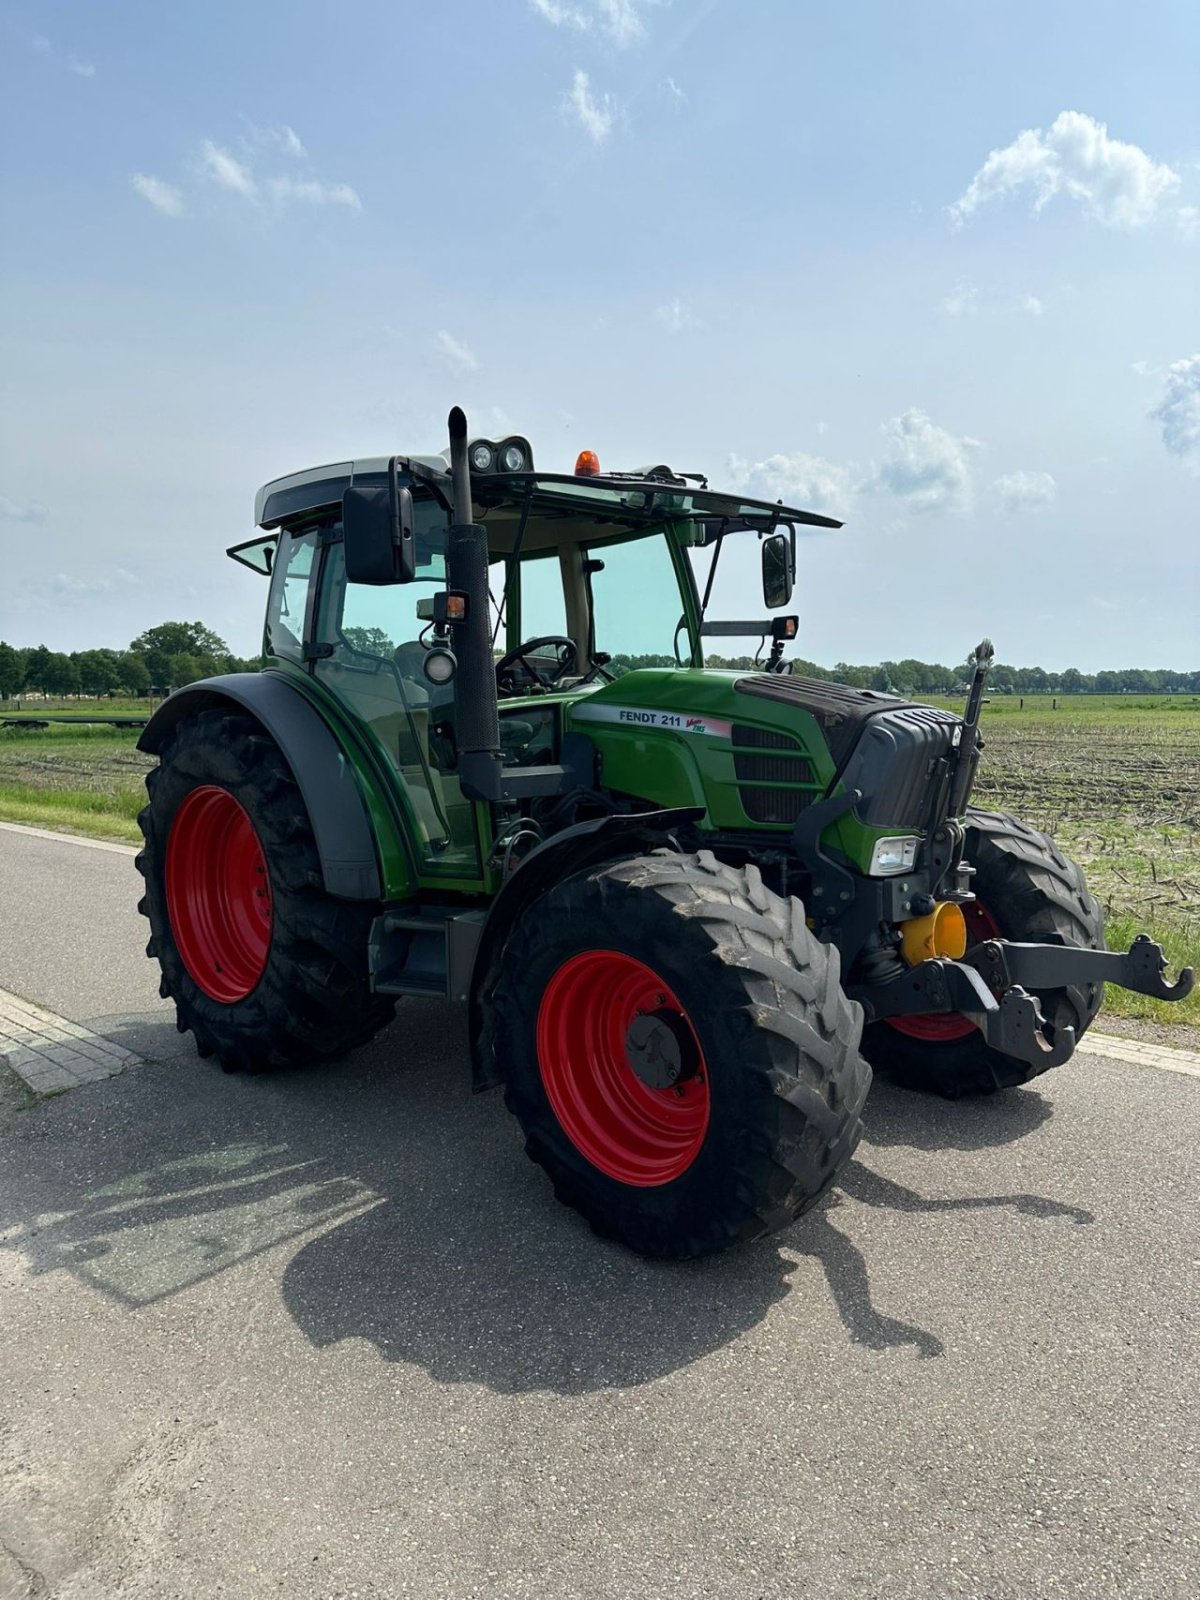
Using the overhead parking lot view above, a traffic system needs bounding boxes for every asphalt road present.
[1,825,1197,1600]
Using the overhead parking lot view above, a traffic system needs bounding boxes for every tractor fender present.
[468,806,704,1091]
[137,673,382,901]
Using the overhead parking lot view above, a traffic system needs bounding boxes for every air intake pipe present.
[446,407,504,803]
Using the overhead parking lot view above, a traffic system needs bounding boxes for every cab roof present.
[254,456,843,555]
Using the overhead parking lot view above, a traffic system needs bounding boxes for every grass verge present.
[0,786,142,844]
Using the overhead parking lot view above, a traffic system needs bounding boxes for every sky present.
[1,0,1197,670]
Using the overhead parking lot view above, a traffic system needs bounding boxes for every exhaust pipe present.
[446,407,504,803]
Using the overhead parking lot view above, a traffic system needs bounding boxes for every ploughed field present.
[1,694,1196,1024]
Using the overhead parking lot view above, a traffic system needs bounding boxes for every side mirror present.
[342,459,416,585]
[762,532,795,610]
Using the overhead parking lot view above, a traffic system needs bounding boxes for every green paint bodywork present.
[269,652,922,902]
[559,669,909,874]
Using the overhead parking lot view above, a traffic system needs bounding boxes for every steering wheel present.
[495,635,578,694]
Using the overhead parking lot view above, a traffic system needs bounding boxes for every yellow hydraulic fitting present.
[901,901,968,966]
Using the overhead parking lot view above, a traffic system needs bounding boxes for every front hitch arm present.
[964,934,1195,1004]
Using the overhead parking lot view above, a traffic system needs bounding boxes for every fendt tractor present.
[136,408,1193,1258]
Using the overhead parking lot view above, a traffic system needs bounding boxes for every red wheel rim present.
[885,899,1002,1042]
[536,950,710,1187]
[165,786,272,1004]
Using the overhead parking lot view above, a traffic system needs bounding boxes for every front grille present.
[731,724,817,825]
[731,723,798,751]
[739,788,815,825]
[733,751,817,784]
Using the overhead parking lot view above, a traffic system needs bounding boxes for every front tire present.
[137,708,394,1072]
[493,851,871,1259]
[860,808,1105,1097]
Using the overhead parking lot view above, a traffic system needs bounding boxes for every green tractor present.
[135,408,1193,1258]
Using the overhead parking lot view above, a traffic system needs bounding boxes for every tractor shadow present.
[862,1074,1057,1151]
[277,1022,1090,1385]
[1,1006,1091,1392]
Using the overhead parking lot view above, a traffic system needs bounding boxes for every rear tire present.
[137,708,394,1072]
[493,850,871,1259]
[860,808,1105,1097]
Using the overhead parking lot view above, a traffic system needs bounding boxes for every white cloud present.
[992,470,1056,513]
[433,331,479,374]
[0,496,49,524]
[593,0,650,46]
[131,173,185,218]
[1150,354,1200,471]
[51,573,102,596]
[200,140,257,199]
[530,0,652,45]
[530,0,590,30]
[50,570,140,599]
[241,120,307,158]
[941,281,979,316]
[951,111,1180,230]
[194,132,359,211]
[1178,205,1200,240]
[1020,294,1046,316]
[726,410,982,517]
[27,33,95,76]
[270,175,361,209]
[653,297,694,333]
[563,69,616,144]
[727,451,857,514]
[870,410,979,514]
[662,76,686,105]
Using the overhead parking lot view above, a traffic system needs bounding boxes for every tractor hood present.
[563,669,963,844]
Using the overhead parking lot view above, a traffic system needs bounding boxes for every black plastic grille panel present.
[733,752,817,784]
[739,787,816,825]
[731,725,817,822]
[731,723,800,751]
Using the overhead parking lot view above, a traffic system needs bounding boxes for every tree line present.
[610,654,1200,696]
[0,623,261,700]
[1,625,1195,701]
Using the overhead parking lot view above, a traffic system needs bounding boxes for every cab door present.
[310,503,486,884]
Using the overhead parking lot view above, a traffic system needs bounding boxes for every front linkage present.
[854,934,1194,1070]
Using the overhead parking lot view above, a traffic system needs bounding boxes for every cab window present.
[266,531,317,662]
[313,498,480,876]
[586,532,687,660]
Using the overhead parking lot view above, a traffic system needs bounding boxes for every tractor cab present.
[230,441,836,882]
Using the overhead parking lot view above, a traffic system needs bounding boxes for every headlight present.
[868,835,920,876]
[469,440,496,472]
[497,435,532,472]
[422,644,457,685]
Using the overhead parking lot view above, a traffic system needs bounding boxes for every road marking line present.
[0,820,139,857]
[0,987,141,1096]
[1081,1031,1200,1078]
